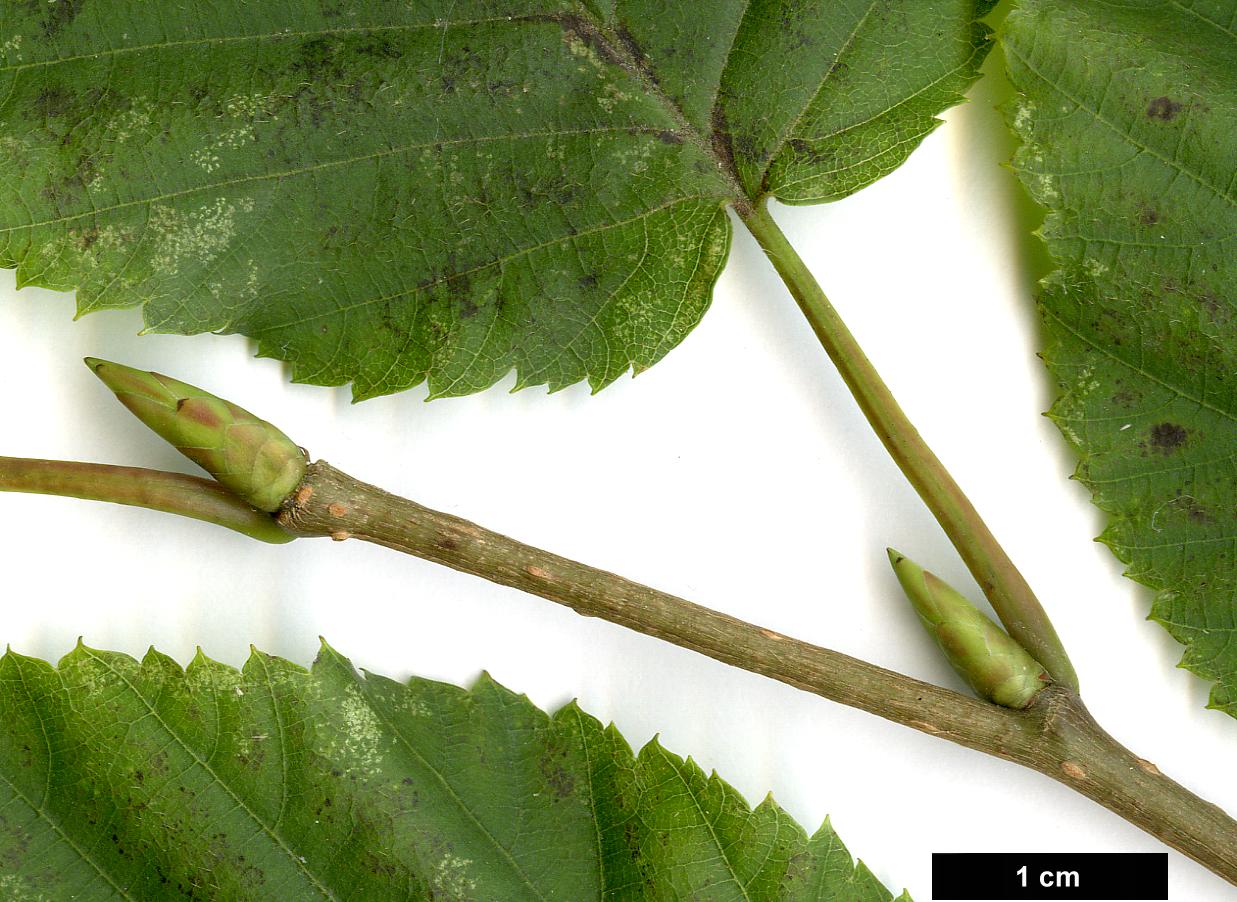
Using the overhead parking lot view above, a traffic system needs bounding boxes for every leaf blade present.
[0,642,908,900]
[1,1,991,398]
[1005,0,1237,713]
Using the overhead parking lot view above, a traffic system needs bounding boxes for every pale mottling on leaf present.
[1007,0,1237,715]
[332,683,387,774]
[102,97,156,144]
[149,197,255,278]
[0,644,907,900]
[0,0,991,401]
[430,853,479,899]
[1082,258,1108,278]
[0,874,54,902]
[1,34,23,61]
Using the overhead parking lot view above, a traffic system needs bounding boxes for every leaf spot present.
[1145,96,1183,121]
[1148,422,1188,454]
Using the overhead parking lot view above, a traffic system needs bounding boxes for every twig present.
[276,459,1237,883]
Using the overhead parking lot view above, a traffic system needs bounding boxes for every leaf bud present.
[86,358,306,512]
[887,548,1050,708]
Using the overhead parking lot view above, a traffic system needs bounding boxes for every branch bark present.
[279,459,1237,884]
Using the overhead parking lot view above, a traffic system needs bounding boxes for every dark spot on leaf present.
[1146,97,1182,121]
[787,137,836,170]
[1136,204,1159,225]
[294,38,347,81]
[1149,422,1187,453]
[0,818,29,869]
[657,129,683,145]
[34,86,72,118]
[578,273,599,290]
[39,0,85,37]
[1187,504,1215,524]
[486,78,523,97]
[576,15,633,69]
[357,37,403,60]
[709,105,742,187]
[1197,290,1228,324]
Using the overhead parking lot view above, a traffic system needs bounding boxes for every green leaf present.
[0,1,992,399]
[1004,1,1237,712]
[0,642,908,900]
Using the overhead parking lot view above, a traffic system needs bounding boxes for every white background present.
[1,53,1232,901]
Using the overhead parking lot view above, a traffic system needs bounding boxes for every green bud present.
[887,548,1049,709]
[86,358,306,512]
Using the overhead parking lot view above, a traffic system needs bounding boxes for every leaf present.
[0,642,909,900]
[0,1,992,399]
[1004,1,1237,712]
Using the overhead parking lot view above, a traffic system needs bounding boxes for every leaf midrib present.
[3,4,962,253]
[0,770,138,900]
[80,650,339,900]
[0,15,552,75]
[2,7,749,218]
[754,0,881,192]
[655,745,754,902]
[347,671,550,901]
[565,5,750,209]
[0,126,680,235]
[1166,0,1237,41]
[0,660,138,901]
[566,707,607,899]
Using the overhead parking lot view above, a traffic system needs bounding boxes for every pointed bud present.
[887,549,1049,709]
[86,358,306,512]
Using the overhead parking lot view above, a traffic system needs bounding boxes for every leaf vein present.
[1042,306,1236,424]
[261,195,717,333]
[0,16,556,75]
[0,126,680,235]
[79,650,338,900]
[1004,42,1236,206]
